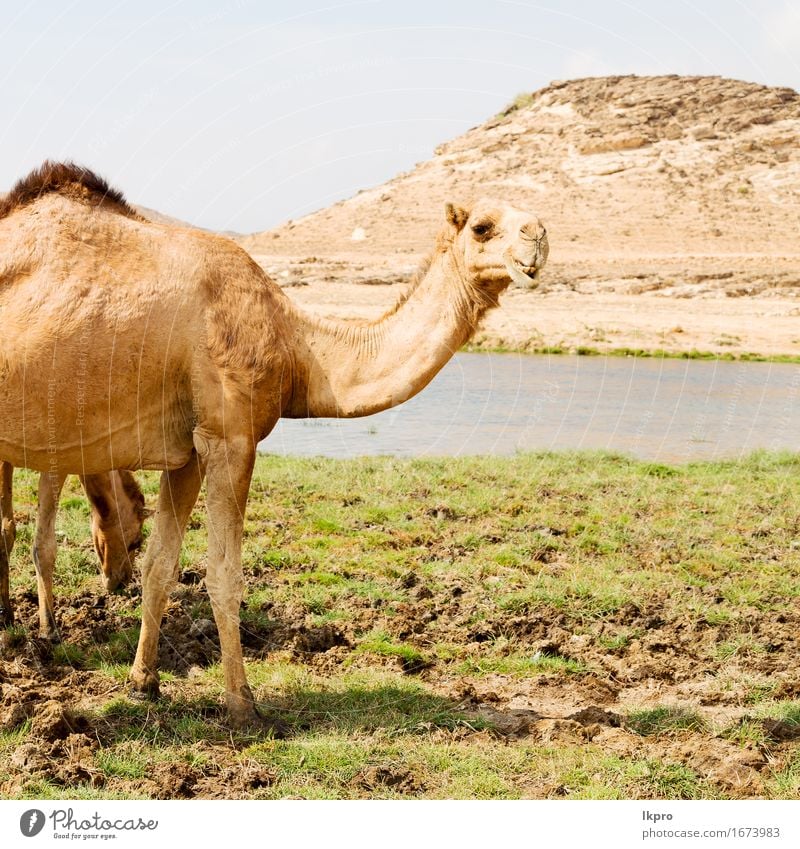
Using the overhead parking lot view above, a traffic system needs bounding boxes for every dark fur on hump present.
[0,160,139,220]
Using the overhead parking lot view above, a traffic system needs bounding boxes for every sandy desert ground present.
[250,251,800,358]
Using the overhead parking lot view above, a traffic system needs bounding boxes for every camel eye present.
[471,220,494,238]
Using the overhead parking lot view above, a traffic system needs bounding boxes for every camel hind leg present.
[0,462,16,628]
[34,471,67,641]
[203,437,258,727]
[129,453,205,698]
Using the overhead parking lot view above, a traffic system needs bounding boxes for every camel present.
[0,161,548,726]
[0,463,146,640]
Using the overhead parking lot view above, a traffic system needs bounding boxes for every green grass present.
[626,706,708,736]
[51,626,141,670]
[13,780,145,801]
[357,632,429,671]
[496,91,535,118]
[95,749,149,780]
[753,700,800,730]
[556,756,717,800]
[0,721,31,756]
[765,749,800,797]
[3,451,800,799]
[460,342,800,363]
[456,651,585,677]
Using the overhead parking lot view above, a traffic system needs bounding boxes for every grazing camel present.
[0,161,548,726]
[0,463,146,640]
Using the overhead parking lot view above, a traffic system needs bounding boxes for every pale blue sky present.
[2,1,798,232]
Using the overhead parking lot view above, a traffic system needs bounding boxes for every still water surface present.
[260,353,800,462]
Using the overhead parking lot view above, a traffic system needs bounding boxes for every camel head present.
[445,199,548,293]
[88,472,147,592]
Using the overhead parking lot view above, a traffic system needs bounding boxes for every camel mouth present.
[504,253,542,289]
[103,572,132,593]
[516,261,540,278]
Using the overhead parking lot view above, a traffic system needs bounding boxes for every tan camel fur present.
[0,161,548,726]
[0,462,145,640]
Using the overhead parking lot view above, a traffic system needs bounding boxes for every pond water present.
[260,353,800,462]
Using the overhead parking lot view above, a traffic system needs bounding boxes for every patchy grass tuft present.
[626,706,708,736]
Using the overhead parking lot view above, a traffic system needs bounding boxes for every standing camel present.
[0,463,146,640]
[0,161,548,727]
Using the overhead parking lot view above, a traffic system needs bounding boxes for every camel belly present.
[0,319,197,474]
[0,388,195,474]
[0,436,194,475]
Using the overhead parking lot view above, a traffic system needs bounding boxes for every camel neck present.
[282,250,494,418]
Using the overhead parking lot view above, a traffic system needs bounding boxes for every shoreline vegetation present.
[1,451,800,799]
[461,342,800,363]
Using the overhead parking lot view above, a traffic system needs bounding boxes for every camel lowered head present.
[88,472,147,592]
[445,198,548,292]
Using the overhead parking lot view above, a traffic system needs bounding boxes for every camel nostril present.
[520,220,546,241]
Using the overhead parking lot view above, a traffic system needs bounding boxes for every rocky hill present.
[242,75,800,304]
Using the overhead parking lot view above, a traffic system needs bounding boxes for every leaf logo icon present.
[20,810,46,837]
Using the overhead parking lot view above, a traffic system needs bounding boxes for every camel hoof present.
[128,669,161,701]
[39,628,61,644]
[128,684,161,702]
[230,707,288,738]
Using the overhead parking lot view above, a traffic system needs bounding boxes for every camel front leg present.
[34,471,67,640]
[129,454,204,698]
[204,438,257,727]
[0,462,16,628]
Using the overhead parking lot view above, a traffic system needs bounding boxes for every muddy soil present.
[1,572,798,800]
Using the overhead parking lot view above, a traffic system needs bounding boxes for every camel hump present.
[0,160,139,220]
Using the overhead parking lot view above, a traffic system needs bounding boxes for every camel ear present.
[445,202,469,231]
[90,494,111,522]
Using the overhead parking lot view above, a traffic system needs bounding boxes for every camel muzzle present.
[103,566,133,594]
[504,244,547,290]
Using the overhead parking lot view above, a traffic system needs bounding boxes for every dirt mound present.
[355,764,422,794]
